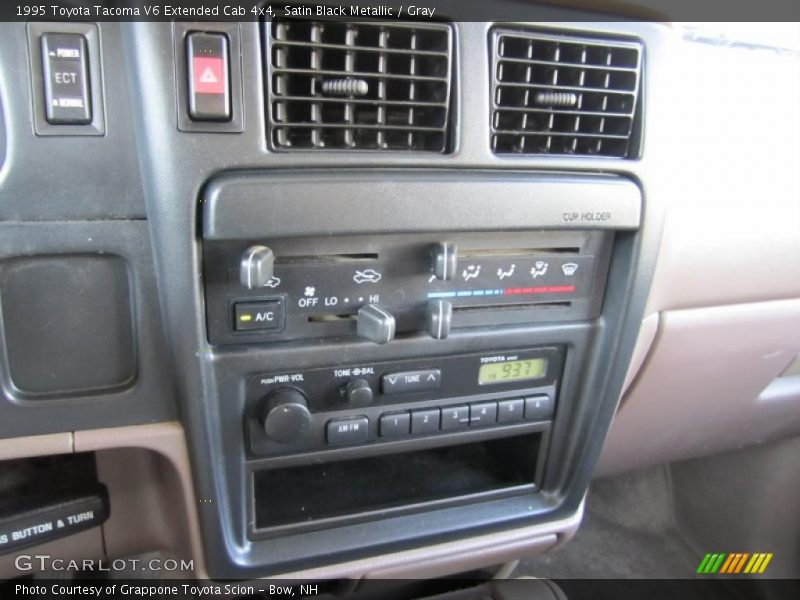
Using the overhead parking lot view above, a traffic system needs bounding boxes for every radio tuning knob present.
[431,242,457,281]
[259,388,311,444]
[356,304,395,344]
[426,299,453,340]
[240,245,274,289]
[345,378,373,407]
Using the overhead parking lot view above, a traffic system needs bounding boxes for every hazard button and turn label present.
[186,32,230,121]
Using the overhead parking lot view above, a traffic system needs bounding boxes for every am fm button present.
[233,299,284,332]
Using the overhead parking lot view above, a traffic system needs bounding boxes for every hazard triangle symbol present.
[199,67,218,84]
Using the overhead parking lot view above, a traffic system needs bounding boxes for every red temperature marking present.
[504,285,575,296]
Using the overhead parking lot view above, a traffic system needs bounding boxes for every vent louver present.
[267,19,453,152]
[491,29,642,158]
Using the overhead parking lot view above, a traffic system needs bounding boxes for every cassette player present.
[246,346,563,457]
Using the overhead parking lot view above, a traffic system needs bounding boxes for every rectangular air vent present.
[267,20,453,152]
[491,30,642,158]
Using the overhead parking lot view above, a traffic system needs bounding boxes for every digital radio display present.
[478,359,548,385]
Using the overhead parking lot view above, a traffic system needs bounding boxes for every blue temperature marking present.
[427,288,507,300]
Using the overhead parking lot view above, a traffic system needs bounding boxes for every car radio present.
[245,346,562,457]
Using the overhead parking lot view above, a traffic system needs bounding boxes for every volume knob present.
[260,388,311,444]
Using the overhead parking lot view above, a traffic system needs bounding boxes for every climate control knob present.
[426,299,453,339]
[240,245,274,289]
[259,388,311,444]
[431,242,457,281]
[356,304,395,344]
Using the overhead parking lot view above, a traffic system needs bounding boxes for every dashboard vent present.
[267,20,453,152]
[491,29,642,158]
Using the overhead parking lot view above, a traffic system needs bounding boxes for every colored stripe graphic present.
[734,553,750,573]
[719,554,736,574]
[744,554,760,574]
[696,554,713,574]
[710,553,726,573]
[699,552,773,575]
[723,553,747,573]
[758,553,773,573]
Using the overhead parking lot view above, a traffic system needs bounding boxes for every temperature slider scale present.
[223,242,600,344]
[276,254,596,314]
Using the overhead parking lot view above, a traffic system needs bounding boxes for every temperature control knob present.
[356,304,395,344]
[259,388,311,444]
[426,299,453,340]
[240,245,274,289]
[345,378,373,407]
[431,242,457,281]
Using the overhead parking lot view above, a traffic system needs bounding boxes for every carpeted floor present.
[515,467,702,579]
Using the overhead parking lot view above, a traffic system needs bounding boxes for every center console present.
[198,169,643,574]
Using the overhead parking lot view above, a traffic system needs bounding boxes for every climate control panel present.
[246,346,563,457]
[205,231,611,345]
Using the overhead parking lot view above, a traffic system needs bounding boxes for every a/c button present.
[234,299,284,332]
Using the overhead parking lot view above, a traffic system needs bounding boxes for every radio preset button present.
[411,408,440,435]
[380,412,411,438]
[525,395,554,421]
[440,405,469,431]
[327,417,369,445]
[469,401,498,426]
[497,398,525,423]
[381,369,441,395]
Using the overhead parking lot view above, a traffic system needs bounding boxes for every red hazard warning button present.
[192,57,225,95]
[186,32,230,121]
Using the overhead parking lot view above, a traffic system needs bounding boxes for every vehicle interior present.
[0,2,798,599]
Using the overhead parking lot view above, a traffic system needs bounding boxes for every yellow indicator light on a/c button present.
[239,314,253,322]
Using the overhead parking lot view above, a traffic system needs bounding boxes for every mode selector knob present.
[240,245,274,289]
[431,242,457,281]
[356,304,395,344]
[259,388,311,444]
[426,299,453,340]
[345,378,373,407]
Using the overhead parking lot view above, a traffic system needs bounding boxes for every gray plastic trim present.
[203,171,642,240]
[0,221,177,438]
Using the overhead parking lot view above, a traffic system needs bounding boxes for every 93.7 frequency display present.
[478,359,547,385]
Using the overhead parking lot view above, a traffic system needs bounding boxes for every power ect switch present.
[41,33,91,125]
